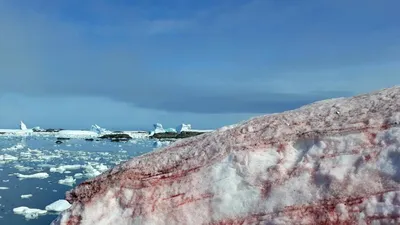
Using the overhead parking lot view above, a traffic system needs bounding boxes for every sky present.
[0,0,400,130]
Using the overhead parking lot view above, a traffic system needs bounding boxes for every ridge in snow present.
[53,86,400,225]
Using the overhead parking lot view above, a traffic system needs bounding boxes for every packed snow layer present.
[53,87,400,225]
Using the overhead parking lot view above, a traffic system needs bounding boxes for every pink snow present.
[52,86,400,225]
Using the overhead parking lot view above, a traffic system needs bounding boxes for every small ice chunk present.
[74,173,84,178]
[21,194,33,199]
[13,206,47,219]
[58,176,76,186]
[84,164,101,178]
[16,173,49,179]
[45,200,71,212]
[0,154,18,161]
[0,187,9,190]
[50,165,82,174]
[95,164,108,172]
[14,164,33,172]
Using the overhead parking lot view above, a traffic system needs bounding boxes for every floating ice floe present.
[3,143,25,151]
[0,187,9,190]
[45,200,71,212]
[0,154,18,161]
[21,194,33,199]
[14,164,34,172]
[50,165,82,174]
[56,130,98,139]
[13,206,47,220]
[74,173,84,179]
[58,176,76,186]
[16,172,49,179]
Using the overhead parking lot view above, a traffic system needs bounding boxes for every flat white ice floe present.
[13,206,47,219]
[58,176,76,186]
[0,187,9,190]
[16,172,49,179]
[46,200,72,212]
[52,86,400,225]
[21,194,33,199]
[56,130,98,139]
[0,154,18,161]
[50,165,82,173]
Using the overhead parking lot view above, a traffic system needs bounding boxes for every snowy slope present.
[53,86,400,225]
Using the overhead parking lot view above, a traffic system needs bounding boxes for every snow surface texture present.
[53,86,400,225]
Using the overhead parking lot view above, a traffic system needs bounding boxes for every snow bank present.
[53,86,400,225]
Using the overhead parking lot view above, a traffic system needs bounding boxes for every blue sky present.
[0,0,399,130]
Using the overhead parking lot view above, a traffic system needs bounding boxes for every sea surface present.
[0,136,164,225]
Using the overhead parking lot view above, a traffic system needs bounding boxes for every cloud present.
[0,0,400,118]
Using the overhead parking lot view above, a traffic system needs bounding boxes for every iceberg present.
[20,121,28,130]
[175,124,191,133]
[53,86,400,225]
[153,123,165,134]
[90,124,110,135]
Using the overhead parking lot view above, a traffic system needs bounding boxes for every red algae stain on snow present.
[53,87,400,225]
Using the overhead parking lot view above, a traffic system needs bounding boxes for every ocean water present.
[0,136,162,225]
